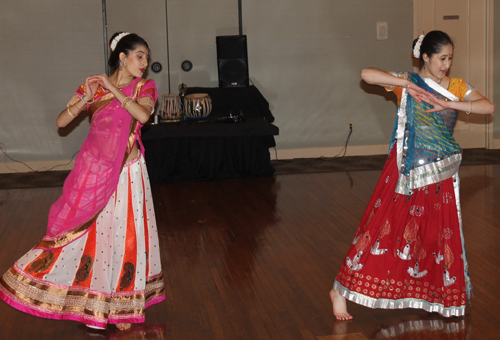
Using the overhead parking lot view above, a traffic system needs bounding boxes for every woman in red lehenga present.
[330,31,494,320]
[0,32,165,331]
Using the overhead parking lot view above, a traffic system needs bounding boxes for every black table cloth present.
[184,85,275,122]
[142,86,279,184]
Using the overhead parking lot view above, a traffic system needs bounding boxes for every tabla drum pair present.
[159,94,182,122]
[183,93,212,121]
[159,93,212,122]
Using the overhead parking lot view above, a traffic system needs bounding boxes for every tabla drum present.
[159,94,182,122]
[184,93,212,121]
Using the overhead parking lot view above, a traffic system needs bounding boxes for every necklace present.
[419,72,443,86]
[115,79,134,88]
[102,78,134,93]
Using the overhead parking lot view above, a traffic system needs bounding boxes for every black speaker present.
[216,35,249,88]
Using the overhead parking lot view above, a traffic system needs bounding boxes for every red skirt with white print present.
[334,148,470,317]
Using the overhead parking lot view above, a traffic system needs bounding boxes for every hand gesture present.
[83,76,99,102]
[87,74,115,93]
[423,92,449,113]
[406,83,428,104]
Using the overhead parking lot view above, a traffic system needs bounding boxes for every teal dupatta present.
[389,72,462,195]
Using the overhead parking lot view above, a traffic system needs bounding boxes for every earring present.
[119,61,126,68]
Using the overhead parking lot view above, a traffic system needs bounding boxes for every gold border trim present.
[1,267,165,319]
[36,209,102,249]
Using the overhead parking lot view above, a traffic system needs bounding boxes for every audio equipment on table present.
[216,35,249,88]
[215,109,246,123]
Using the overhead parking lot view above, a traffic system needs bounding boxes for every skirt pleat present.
[334,149,471,317]
[0,154,165,328]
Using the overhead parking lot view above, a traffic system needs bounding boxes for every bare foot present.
[330,288,353,321]
[117,323,132,331]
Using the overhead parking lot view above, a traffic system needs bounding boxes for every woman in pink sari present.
[0,32,165,331]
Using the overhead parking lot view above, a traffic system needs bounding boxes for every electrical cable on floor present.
[271,124,352,162]
[331,123,353,159]
[1,143,36,172]
[44,150,79,171]
[314,123,353,161]
[0,142,79,173]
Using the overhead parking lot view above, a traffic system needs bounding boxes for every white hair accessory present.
[110,32,131,51]
[413,34,425,58]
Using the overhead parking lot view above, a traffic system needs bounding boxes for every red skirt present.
[333,149,470,317]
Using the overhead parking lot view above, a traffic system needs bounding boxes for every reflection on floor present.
[318,333,368,340]
[0,164,498,339]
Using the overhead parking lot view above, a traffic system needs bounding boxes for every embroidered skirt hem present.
[333,149,470,318]
[0,268,165,328]
[334,280,464,317]
[0,154,165,328]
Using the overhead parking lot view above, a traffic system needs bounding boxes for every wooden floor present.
[0,164,499,339]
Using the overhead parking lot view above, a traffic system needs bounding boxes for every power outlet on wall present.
[377,22,388,40]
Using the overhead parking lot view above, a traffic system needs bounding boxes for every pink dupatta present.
[36,78,158,249]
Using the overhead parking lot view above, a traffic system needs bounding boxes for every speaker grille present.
[216,35,249,88]
[219,59,248,87]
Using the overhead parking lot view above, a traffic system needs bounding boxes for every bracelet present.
[406,82,411,91]
[67,106,77,118]
[466,100,472,114]
[121,97,132,109]
[124,99,134,111]
[81,96,94,105]
[76,101,87,111]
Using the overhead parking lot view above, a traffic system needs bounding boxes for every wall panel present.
[243,1,413,152]
[0,1,104,166]
[106,0,170,97]
[166,0,238,91]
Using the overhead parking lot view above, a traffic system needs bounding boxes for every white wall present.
[167,0,239,90]
[0,1,413,173]
[106,0,170,97]
[0,0,104,170]
[244,1,413,155]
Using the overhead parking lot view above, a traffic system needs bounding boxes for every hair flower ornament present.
[413,34,425,58]
[110,32,131,51]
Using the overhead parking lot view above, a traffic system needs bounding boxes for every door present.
[414,0,494,148]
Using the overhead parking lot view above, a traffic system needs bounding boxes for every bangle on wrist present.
[124,99,134,111]
[121,97,132,109]
[466,100,472,114]
[67,106,77,118]
[81,96,94,105]
[77,101,87,111]
[406,82,411,91]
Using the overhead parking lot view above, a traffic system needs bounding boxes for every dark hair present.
[413,30,454,70]
[108,32,149,72]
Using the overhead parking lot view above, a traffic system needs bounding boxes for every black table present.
[142,86,279,184]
